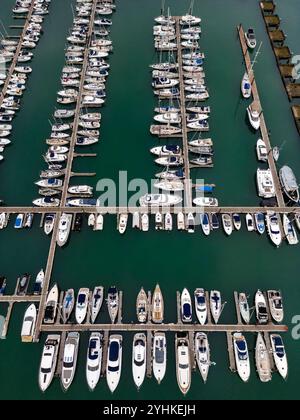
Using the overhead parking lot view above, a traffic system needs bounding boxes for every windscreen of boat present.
[259,305,267,315]
[274,299,282,309]
[183,303,191,318]
[78,293,86,305]
[273,337,285,357]
[88,339,98,360]
[236,340,247,360]
[155,346,164,364]
[196,296,205,306]
[109,341,119,362]
[44,306,54,319]
[179,363,188,369]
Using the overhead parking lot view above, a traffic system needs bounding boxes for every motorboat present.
[139,194,182,207]
[153,332,167,384]
[283,214,298,245]
[154,112,181,125]
[141,213,149,232]
[61,332,80,391]
[241,72,252,98]
[150,124,181,136]
[265,212,282,247]
[152,284,164,323]
[56,213,72,247]
[180,14,201,25]
[210,213,220,230]
[164,212,172,231]
[267,290,284,323]
[132,212,140,229]
[245,28,257,49]
[233,333,251,382]
[279,165,299,203]
[232,213,241,230]
[256,139,268,162]
[200,213,210,235]
[24,213,33,228]
[17,273,30,295]
[175,335,191,395]
[186,212,195,233]
[256,168,275,198]
[91,286,104,324]
[193,197,218,207]
[273,146,280,162]
[255,290,269,325]
[181,288,192,323]
[14,213,24,229]
[222,214,233,236]
[38,335,60,392]
[194,288,207,325]
[155,156,183,167]
[270,334,288,380]
[86,332,102,391]
[88,214,95,228]
[155,212,163,230]
[247,101,261,130]
[75,288,89,324]
[33,269,44,295]
[62,289,75,323]
[152,77,179,89]
[210,290,222,323]
[132,333,146,390]
[255,333,272,383]
[118,213,128,234]
[246,213,255,232]
[44,284,59,324]
[107,286,119,324]
[106,334,123,393]
[94,214,104,231]
[238,293,250,324]
[195,332,210,383]
[255,212,265,234]
[136,288,148,323]
[0,276,7,295]
[177,212,185,230]
[36,178,63,189]
[67,198,97,207]
[68,185,93,195]
[21,304,37,343]
[150,145,181,157]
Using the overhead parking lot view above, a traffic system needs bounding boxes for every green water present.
[0,0,300,400]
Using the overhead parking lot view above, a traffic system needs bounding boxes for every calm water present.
[0,0,300,400]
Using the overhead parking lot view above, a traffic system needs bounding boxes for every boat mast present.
[249,41,262,76]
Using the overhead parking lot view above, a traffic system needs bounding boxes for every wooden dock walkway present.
[55,330,66,377]
[146,330,152,378]
[233,291,242,324]
[101,330,109,377]
[0,295,41,303]
[175,18,192,208]
[226,332,236,372]
[0,0,36,107]
[41,322,288,333]
[237,25,285,209]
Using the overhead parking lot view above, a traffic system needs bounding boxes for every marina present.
[0,0,300,400]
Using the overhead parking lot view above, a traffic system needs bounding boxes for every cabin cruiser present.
[245,28,257,49]
[155,212,163,230]
[67,198,97,207]
[210,290,222,323]
[61,332,80,391]
[155,169,185,180]
[270,334,288,380]
[91,286,104,323]
[177,212,185,230]
[241,72,251,98]
[232,213,241,230]
[56,213,72,247]
[44,284,59,324]
[267,290,284,323]
[152,284,164,323]
[195,332,210,383]
[256,139,268,162]
[86,332,102,391]
[106,334,123,393]
[222,214,233,236]
[193,197,218,207]
[247,101,261,130]
[255,290,269,325]
[256,168,275,198]
[150,145,181,157]
[255,212,265,234]
[36,178,63,189]
[283,214,298,245]
[14,213,24,229]
[139,194,182,207]
[75,288,89,324]
[246,213,255,232]
[43,213,57,233]
[107,286,119,323]
[141,213,149,232]
[152,77,179,89]
[265,212,282,247]
[153,332,167,384]
[62,289,75,323]
[180,14,201,25]
[21,304,37,343]
[279,165,299,203]
[186,212,195,233]
[38,335,60,392]
[238,293,250,324]
[155,156,184,167]
[181,288,192,323]
[33,269,44,295]
[194,288,207,325]
[17,273,30,295]
[68,185,93,195]
[176,335,191,395]
[233,333,251,382]
[136,288,148,323]
[210,213,220,230]
[256,333,272,382]
[150,124,181,136]
[164,212,172,231]
[132,333,146,390]
[132,212,140,229]
[118,213,128,234]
